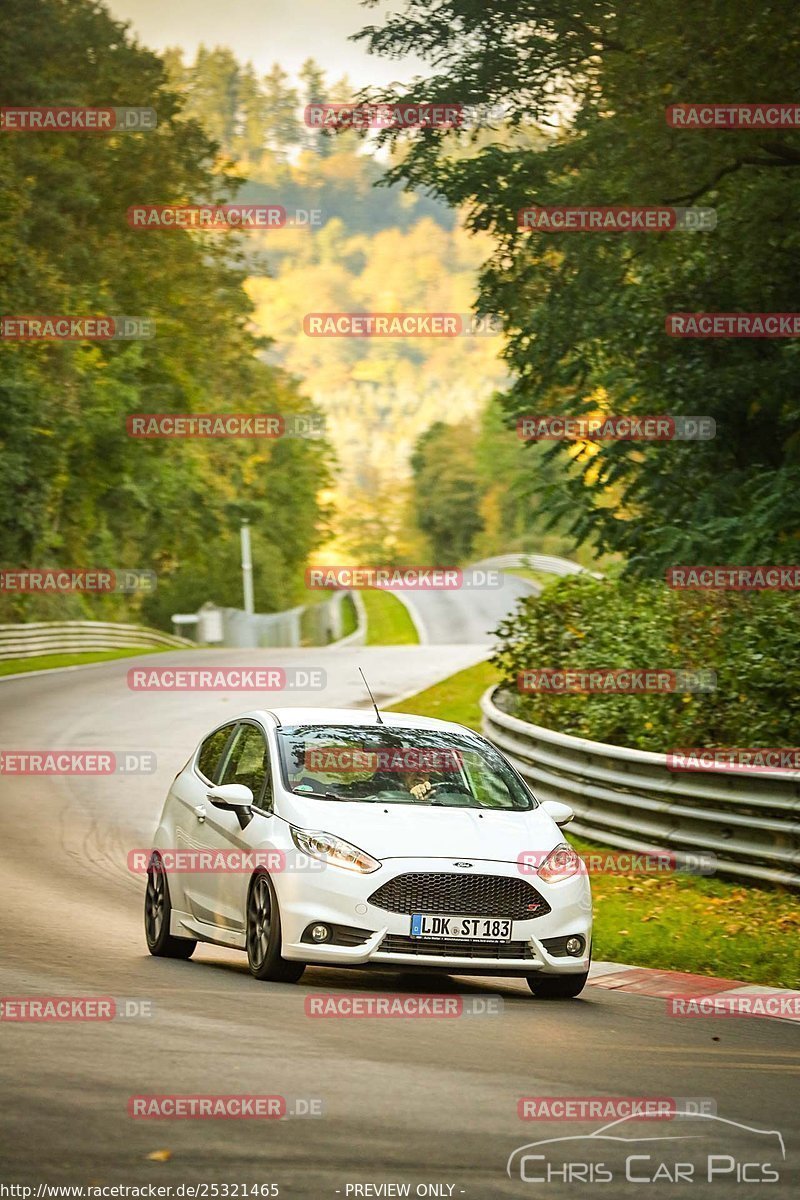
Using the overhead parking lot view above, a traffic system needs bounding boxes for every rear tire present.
[246,871,305,983]
[145,853,196,959]
[526,970,589,998]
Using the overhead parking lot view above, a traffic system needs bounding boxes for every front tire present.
[145,853,196,959]
[526,970,589,998]
[246,871,305,983]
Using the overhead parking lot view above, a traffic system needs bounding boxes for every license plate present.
[410,914,512,941]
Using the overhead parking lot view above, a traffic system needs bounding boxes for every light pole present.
[240,521,255,614]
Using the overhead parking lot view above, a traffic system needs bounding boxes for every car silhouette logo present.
[507,1111,786,1179]
[453,862,473,868]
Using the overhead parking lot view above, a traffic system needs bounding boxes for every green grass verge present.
[296,585,333,608]
[296,586,359,644]
[0,645,171,676]
[387,660,800,988]
[569,838,799,988]
[339,593,358,640]
[363,589,419,645]
[388,659,498,728]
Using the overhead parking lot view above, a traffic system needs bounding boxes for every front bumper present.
[275,857,592,976]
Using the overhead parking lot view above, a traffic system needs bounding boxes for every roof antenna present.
[359,667,384,724]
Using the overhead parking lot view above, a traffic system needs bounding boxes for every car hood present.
[278,795,562,862]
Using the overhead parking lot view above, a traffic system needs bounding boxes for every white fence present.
[0,620,194,661]
[481,687,800,889]
[209,589,362,649]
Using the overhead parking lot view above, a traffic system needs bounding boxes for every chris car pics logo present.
[507,1112,784,1185]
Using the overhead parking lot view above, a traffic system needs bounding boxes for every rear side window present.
[197,724,236,783]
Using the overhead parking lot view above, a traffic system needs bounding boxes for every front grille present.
[368,872,550,920]
[379,934,535,960]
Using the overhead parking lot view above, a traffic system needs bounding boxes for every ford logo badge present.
[453,861,473,868]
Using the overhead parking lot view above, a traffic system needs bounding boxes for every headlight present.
[291,827,381,873]
[537,842,583,883]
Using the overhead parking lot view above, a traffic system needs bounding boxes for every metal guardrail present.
[471,553,603,579]
[481,686,800,888]
[0,620,194,661]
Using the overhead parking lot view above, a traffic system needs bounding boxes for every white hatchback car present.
[144,708,592,997]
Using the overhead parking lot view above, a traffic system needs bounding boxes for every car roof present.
[236,707,478,737]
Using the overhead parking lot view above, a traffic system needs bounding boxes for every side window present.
[220,723,273,811]
[197,724,236,783]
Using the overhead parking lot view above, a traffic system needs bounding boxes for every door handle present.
[194,805,207,823]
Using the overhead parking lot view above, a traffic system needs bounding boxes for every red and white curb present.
[588,960,800,1023]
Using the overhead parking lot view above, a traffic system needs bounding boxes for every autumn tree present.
[0,0,331,624]
[357,0,800,574]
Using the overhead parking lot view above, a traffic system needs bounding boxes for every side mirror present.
[540,799,575,828]
[207,783,254,828]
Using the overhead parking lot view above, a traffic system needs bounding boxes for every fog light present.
[566,936,584,956]
[310,924,330,943]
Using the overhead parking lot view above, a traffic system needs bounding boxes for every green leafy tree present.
[492,575,800,751]
[410,422,484,563]
[187,44,241,152]
[0,0,330,625]
[473,396,582,559]
[261,65,301,161]
[233,63,270,164]
[357,0,800,574]
[299,57,334,157]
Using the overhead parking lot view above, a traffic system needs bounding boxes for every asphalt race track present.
[395,572,536,643]
[0,647,798,1198]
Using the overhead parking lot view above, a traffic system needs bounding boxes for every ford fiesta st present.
[144,708,592,997]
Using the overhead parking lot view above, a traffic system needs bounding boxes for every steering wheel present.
[426,781,474,803]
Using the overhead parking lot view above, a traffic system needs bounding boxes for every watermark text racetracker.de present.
[517,668,717,693]
[1,106,156,131]
[518,848,717,877]
[518,1096,717,1121]
[304,101,466,128]
[668,748,800,773]
[127,205,321,230]
[518,206,716,231]
[1,316,154,340]
[303,746,462,773]
[666,565,800,590]
[128,1095,322,1119]
[668,995,800,1019]
[305,994,503,1018]
[666,313,800,337]
[667,102,800,128]
[126,667,326,691]
[0,569,155,594]
[128,849,324,874]
[303,312,504,336]
[0,750,156,775]
[126,414,324,439]
[1,996,153,1021]
[305,566,502,590]
[517,415,715,441]
[305,99,510,129]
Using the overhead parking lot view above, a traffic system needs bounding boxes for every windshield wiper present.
[290,788,349,801]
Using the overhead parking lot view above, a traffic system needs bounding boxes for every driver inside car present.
[290,743,471,802]
[405,770,434,801]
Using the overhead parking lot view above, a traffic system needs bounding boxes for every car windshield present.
[276,725,534,810]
